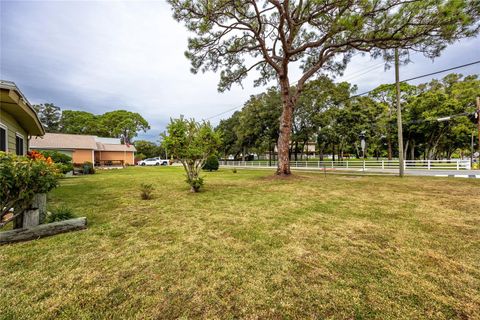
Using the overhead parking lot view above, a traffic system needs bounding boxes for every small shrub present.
[46,206,76,223]
[232,168,237,173]
[82,162,95,174]
[140,183,154,200]
[187,176,204,192]
[202,155,219,171]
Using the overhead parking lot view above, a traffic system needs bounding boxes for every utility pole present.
[477,96,480,153]
[471,131,474,169]
[395,48,404,177]
[475,96,480,170]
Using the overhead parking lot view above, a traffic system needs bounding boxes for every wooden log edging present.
[0,217,87,245]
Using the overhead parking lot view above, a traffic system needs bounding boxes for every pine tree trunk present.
[276,99,294,175]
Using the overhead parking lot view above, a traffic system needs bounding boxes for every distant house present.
[30,133,136,166]
[0,80,45,155]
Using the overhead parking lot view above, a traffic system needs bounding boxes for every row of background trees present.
[33,104,150,144]
[33,72,479,162]
[216,73,479,162]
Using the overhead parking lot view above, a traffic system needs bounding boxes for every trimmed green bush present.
[202,155,219,171]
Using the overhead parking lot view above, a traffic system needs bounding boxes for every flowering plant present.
[0,152,60,228]
[27,150,53,164]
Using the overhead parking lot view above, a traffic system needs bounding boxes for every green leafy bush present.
[140,183,154,200]
[185,176,204,192]
[57,163,74,174]
[38,150,73,174]
[202,155,219,171]
[82,162,95,174]
[46,206,76,223]
[1,152,60,227]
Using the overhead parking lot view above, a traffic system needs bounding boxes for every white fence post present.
[427,160,431,170]
[382,160,384,169]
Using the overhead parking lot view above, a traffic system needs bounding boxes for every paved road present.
[336,168,480,178]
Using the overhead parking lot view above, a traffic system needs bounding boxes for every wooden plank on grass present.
[0,217,87,244]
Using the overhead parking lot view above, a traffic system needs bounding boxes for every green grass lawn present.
[1,167,479,319]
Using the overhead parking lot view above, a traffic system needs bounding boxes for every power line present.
[407,111,477,125]
[339,63,384,82]
[402,60,480,82]
[348,60,480,100]
[204,106,242,121]
[204,59,480,121]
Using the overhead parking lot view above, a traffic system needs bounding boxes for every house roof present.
[30,133,98,150]
[96,142,136,152]
[95,137,122,144]
[0,80,45,136]
[30,133,136,152]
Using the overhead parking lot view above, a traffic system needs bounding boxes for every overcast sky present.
[1,0,479,142]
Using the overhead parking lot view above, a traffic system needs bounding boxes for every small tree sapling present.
[162,117,221,192]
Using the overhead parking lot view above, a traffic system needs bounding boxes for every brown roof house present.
[30,133,136,167]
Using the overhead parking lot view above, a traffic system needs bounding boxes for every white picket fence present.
[220,159,471,171]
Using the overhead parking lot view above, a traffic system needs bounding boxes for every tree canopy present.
[217,73,479,161]
[33,103,61,133]
[134,140,167,159]
[34,106,150,143]
[100,110,150,144]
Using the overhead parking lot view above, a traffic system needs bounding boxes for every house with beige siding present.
[0,80,45,154]
[30,133,136,166]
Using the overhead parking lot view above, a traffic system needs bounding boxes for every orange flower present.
[27,150,50,162]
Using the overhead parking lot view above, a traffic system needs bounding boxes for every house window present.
[16,133,24,155]
[0,124,7,152]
